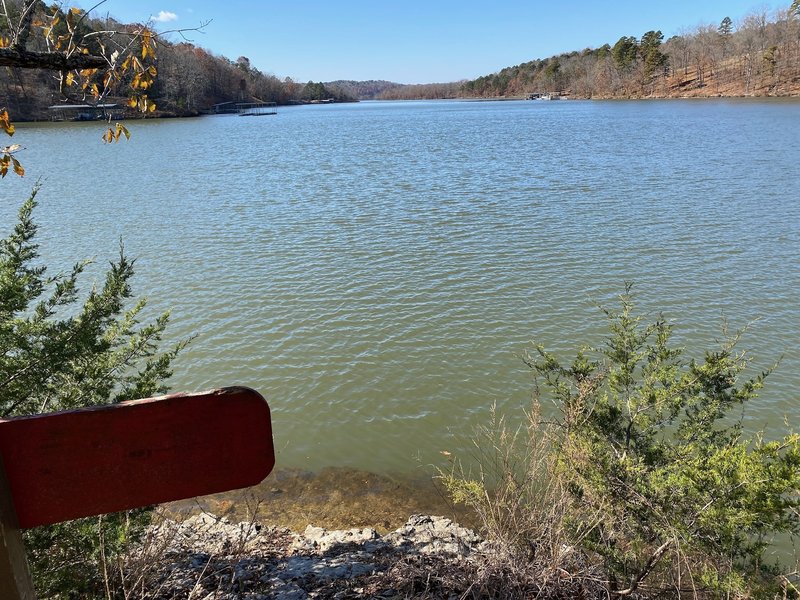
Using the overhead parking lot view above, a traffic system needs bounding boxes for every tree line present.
[325,80,462,101]
[4,1,800,120]
[0,2,355,120]
[460,3,800,98]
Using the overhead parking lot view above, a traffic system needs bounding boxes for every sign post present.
[0,387,275,598]
[0,453,34,599]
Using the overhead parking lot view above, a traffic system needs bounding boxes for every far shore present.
[15,90,800,124]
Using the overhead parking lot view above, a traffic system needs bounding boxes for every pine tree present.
[1,186,189,597]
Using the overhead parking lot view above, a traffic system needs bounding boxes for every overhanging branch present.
[0,47,107,70]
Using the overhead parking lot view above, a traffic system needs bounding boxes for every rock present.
[294,525,381,553]
[127,514,483,598]
[266,578,308,600]
[385,514,484,557]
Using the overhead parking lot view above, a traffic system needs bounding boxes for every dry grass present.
[103,497,272,600]
[437,402,605,599]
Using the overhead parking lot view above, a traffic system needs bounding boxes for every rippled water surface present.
[3,99,799,475]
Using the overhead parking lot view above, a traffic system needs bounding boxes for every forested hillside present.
[324,80,462,101]
[3,1,799,119]
[461,4,800,98]
[377,82,463,100]
[0,2,354,120]
[323,80,402,100]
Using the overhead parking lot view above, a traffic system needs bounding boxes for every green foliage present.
[640,30,668,79]
[525,285,799,596]
[1,186,189,598]
[764,46,779,77]
[302,81,331,101]
[612,36,639,71]
[24,511,151,599]
[543,58,561,82]
[595,43,612,60]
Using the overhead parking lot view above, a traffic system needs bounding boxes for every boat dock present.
[237,102,277,116]
[47,103,122,121]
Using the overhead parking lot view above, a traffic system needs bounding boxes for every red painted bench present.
[0,387,275,599]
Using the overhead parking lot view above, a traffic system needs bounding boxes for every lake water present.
[3,99,800,479]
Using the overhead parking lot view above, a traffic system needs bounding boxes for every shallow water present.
[172,467,467,534]
[3,99,799,479]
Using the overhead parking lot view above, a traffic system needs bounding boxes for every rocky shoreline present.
[130,513,490,599]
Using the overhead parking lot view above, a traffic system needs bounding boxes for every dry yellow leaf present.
[0,110,14,136]
[11,157,24,177]
[116,123,131,140]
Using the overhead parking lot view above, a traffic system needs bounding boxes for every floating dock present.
[238,102,277,116]
[48,103,121,121]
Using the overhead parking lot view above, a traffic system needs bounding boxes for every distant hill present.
[462,8,800,99]
[330,5,800,104]
[375,82,463,100]
[325,80,464,101]
[9,4,797,120]
[324,80,404,100]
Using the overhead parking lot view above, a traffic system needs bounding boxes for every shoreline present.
[131,511,492,599]
[13,91,800,123]
[168,466,471,535]
[143,469,493,597]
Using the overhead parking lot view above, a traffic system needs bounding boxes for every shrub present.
[533,286,800,597]
[444,286,800,598]
[1,186,188,598]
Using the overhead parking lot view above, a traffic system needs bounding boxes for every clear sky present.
[79,1,791,84]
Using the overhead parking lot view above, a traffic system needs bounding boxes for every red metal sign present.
[0,387,274,529]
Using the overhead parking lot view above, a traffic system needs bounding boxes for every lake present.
[3,99,799,480]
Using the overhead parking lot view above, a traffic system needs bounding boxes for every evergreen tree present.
[1,186,189,597]
[526,287,800,596]
[718,16,734,37]
[612,36,639,71]
[302,81,330,101]
[640,30,668,78]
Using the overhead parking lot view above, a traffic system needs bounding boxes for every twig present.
[613,538,672,597]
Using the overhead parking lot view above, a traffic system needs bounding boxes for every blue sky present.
[80,1,791,84]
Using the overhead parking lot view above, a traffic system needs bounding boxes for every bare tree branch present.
[13,0,36,49]
[613,538,673,597]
